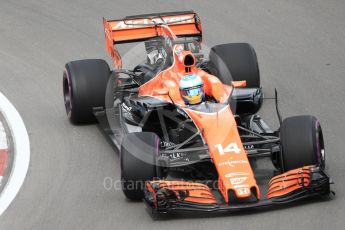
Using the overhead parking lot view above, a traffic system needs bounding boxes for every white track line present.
[0,92,30,216]
[0,122,8,149]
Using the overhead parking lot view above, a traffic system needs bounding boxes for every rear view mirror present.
[231,80,247,88]
[154,88,169,95]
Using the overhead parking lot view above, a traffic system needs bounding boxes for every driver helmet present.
[179,74,205,105]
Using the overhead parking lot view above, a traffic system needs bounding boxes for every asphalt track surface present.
[0,0,345,229]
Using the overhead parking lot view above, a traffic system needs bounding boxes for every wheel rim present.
[63,71,72,118]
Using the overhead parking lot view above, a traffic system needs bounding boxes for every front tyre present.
[280,115,325,172]
[120,132,160,200]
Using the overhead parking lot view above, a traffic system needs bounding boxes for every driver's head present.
[179,74,204,105]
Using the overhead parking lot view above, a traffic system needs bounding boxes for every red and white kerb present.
[0,121,8,186]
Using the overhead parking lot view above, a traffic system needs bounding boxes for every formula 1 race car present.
[63,11,333,214]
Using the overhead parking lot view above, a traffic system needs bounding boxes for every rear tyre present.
[121,132,160,200]
[63,59,110,123]
[280,115,325,172]
[209,43,260,87]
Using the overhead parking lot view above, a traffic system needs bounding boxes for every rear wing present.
[103,11,202,68]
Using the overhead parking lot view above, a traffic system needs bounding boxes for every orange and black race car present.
[63,11,333,214]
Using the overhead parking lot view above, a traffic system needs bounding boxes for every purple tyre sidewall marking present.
[315,119,325,167]
[63,69,73,119]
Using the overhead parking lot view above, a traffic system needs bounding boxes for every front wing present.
[144,166,332,214]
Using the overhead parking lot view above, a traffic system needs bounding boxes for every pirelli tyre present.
[63,59,111,123]
[209,43,260,88]
[280,115,325,172]
[120,132,160,200]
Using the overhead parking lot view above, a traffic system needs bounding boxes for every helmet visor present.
[181,86,203,97]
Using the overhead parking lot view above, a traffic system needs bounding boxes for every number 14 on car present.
[214,143,241,155]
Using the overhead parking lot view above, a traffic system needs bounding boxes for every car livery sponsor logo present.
[112,15,194,30]
[225,172,249,178]
[236,187,251,196]
[244,144,255,150]
[175,45,183,55]
[218,159,249,168]
[161,141,174,148]
[160,141,188,161]
[233,184,249,189]
[230,177,248,185]
[175,45,184,62]
[169,152,188,161]
[165,37,173,49]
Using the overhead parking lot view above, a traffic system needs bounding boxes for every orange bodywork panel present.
[146,180,217,207]
[267,166,314,199]
[184,107,259,202]
[138,49,231,105]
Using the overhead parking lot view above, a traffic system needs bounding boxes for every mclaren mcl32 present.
[63,11,333,215]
